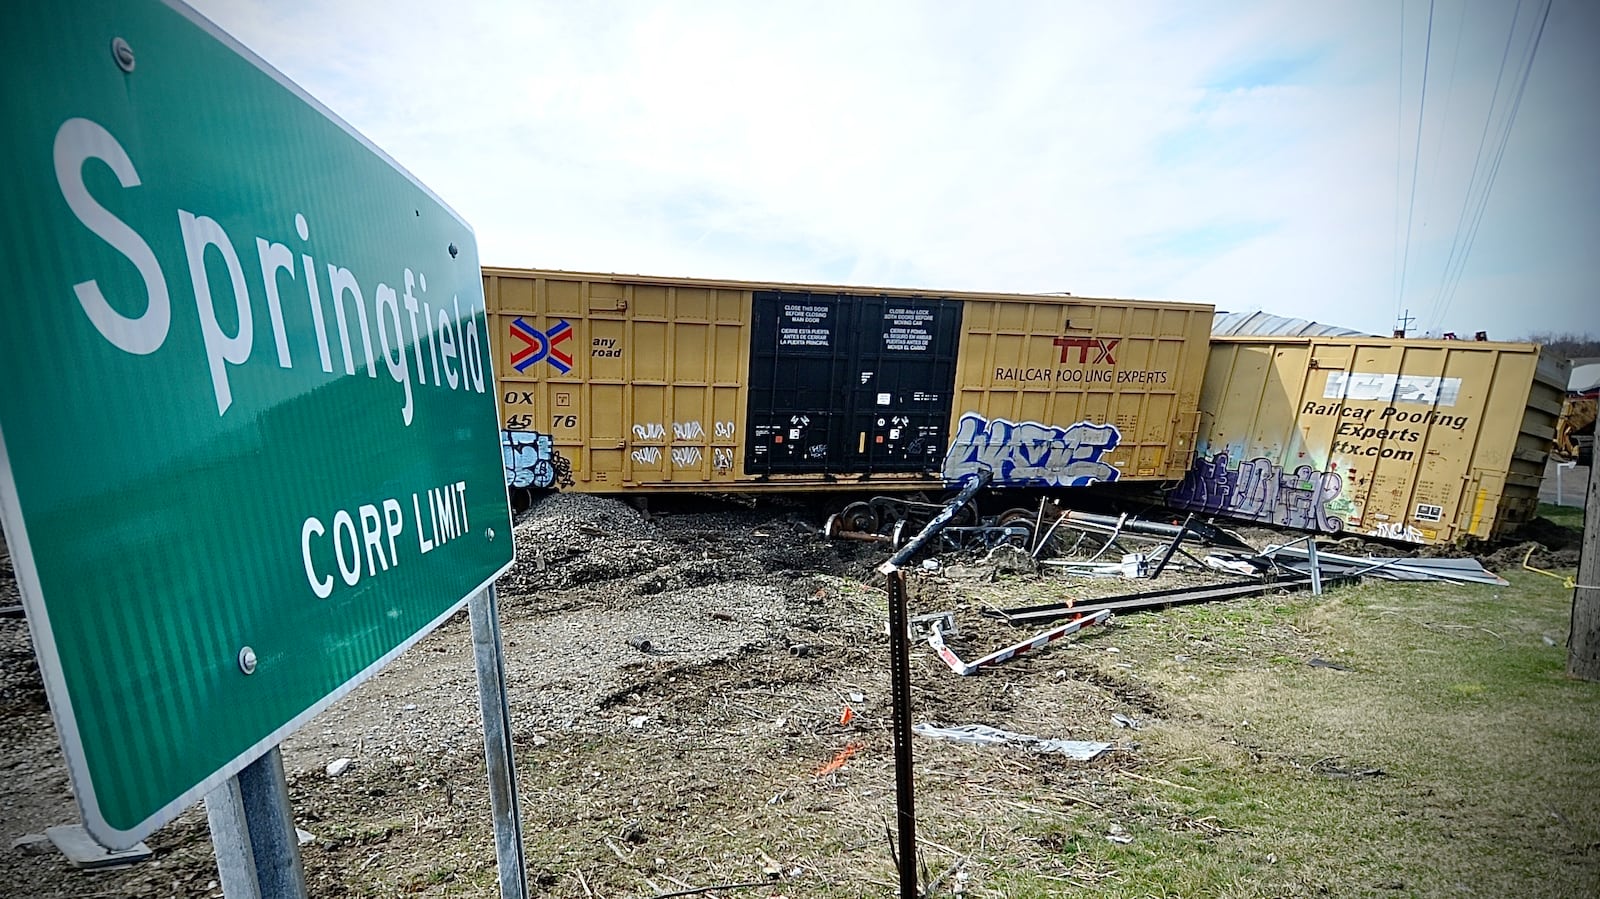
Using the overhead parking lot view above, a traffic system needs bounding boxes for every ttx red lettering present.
[1053,337,1119,364]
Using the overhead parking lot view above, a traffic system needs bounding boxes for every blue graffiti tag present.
[1169,451,1345,533]
[502,430,574,489]
[942,412,1121,487]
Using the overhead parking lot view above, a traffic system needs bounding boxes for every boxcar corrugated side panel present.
[486,267,1214,494]
[1168,337,1568,545]
[489,271,751,491]
[948,300,1213,485]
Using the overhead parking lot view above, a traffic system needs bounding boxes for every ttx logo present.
[1053,337,1119,364]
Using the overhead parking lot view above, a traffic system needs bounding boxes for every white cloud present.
[190,0,1599,339]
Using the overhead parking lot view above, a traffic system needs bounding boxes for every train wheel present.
[996,508,1037,548]
[508,486,534,515]
[891,518,912,550]
[870,496,903,526]
[839,501,880,534]
[949,499,979,528]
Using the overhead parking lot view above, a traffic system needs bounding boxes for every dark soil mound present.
[1508,516,1582,552]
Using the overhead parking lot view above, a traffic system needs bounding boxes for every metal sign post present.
[205,747,308,899]
[199,590,531,899]
[885,570,919,899]
[469,586,529,899]
[875,471,990,898]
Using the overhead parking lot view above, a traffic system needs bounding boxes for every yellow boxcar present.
[1167,336,1569,544]
[483,268,1214,495]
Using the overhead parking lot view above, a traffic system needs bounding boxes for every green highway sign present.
[0,1,514,849]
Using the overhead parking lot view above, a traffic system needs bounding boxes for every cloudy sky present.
[188,0,1597,340]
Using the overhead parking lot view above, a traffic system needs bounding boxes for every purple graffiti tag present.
[1170,452,1344,534]
[1171,451,1235,513]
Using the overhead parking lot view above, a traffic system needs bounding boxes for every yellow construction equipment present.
[1555,395,1597,464]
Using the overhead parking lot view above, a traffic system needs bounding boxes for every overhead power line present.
[1395,0,1436,326]
[1423,0,1470,213]
[1392,0,1407,321]
[1422,0,1528,328]
[1426,0,1552,331]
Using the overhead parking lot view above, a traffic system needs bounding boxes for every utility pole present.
[1568,457,1600,681]
[1393,309,1416,339]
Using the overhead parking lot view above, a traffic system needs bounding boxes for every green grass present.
[995,567,1600,898]
[1539,501,1588,531]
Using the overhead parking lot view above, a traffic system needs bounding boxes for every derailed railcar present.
[1165,336,1569,545]
[483,268,1213,497]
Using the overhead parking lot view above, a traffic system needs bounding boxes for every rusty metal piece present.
[823,513,891,544]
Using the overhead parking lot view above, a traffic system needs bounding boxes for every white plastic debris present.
[1205,554,1262,576]
[912,723,1111,760]
[10,833,52,856]
[326,757,353,777]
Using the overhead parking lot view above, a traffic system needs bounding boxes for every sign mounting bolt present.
[485,528,496,542]
[237,646,258,675]
[111,37,135,73]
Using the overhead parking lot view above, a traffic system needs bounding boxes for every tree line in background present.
[1520,333,1600,361]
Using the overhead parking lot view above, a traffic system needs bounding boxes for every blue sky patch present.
[1132,221,1277,260]
[1205,51,1325,92]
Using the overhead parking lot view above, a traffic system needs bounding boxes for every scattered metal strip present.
[987,576,1359,627]
[1047,509,1253,549]
[1030,511,1070,559]
[1084,513,1127,562]
[927,609,1111,675]
[1266,546,1507,585]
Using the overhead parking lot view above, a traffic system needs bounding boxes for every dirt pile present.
[483,493,891,736]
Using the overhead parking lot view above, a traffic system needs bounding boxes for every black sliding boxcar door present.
[745,290,962,475]
[851,296,963,471]
[745,292,849,473]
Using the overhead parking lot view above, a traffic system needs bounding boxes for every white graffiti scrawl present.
[942,412,1121,487]
[1368,522,1424,543]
